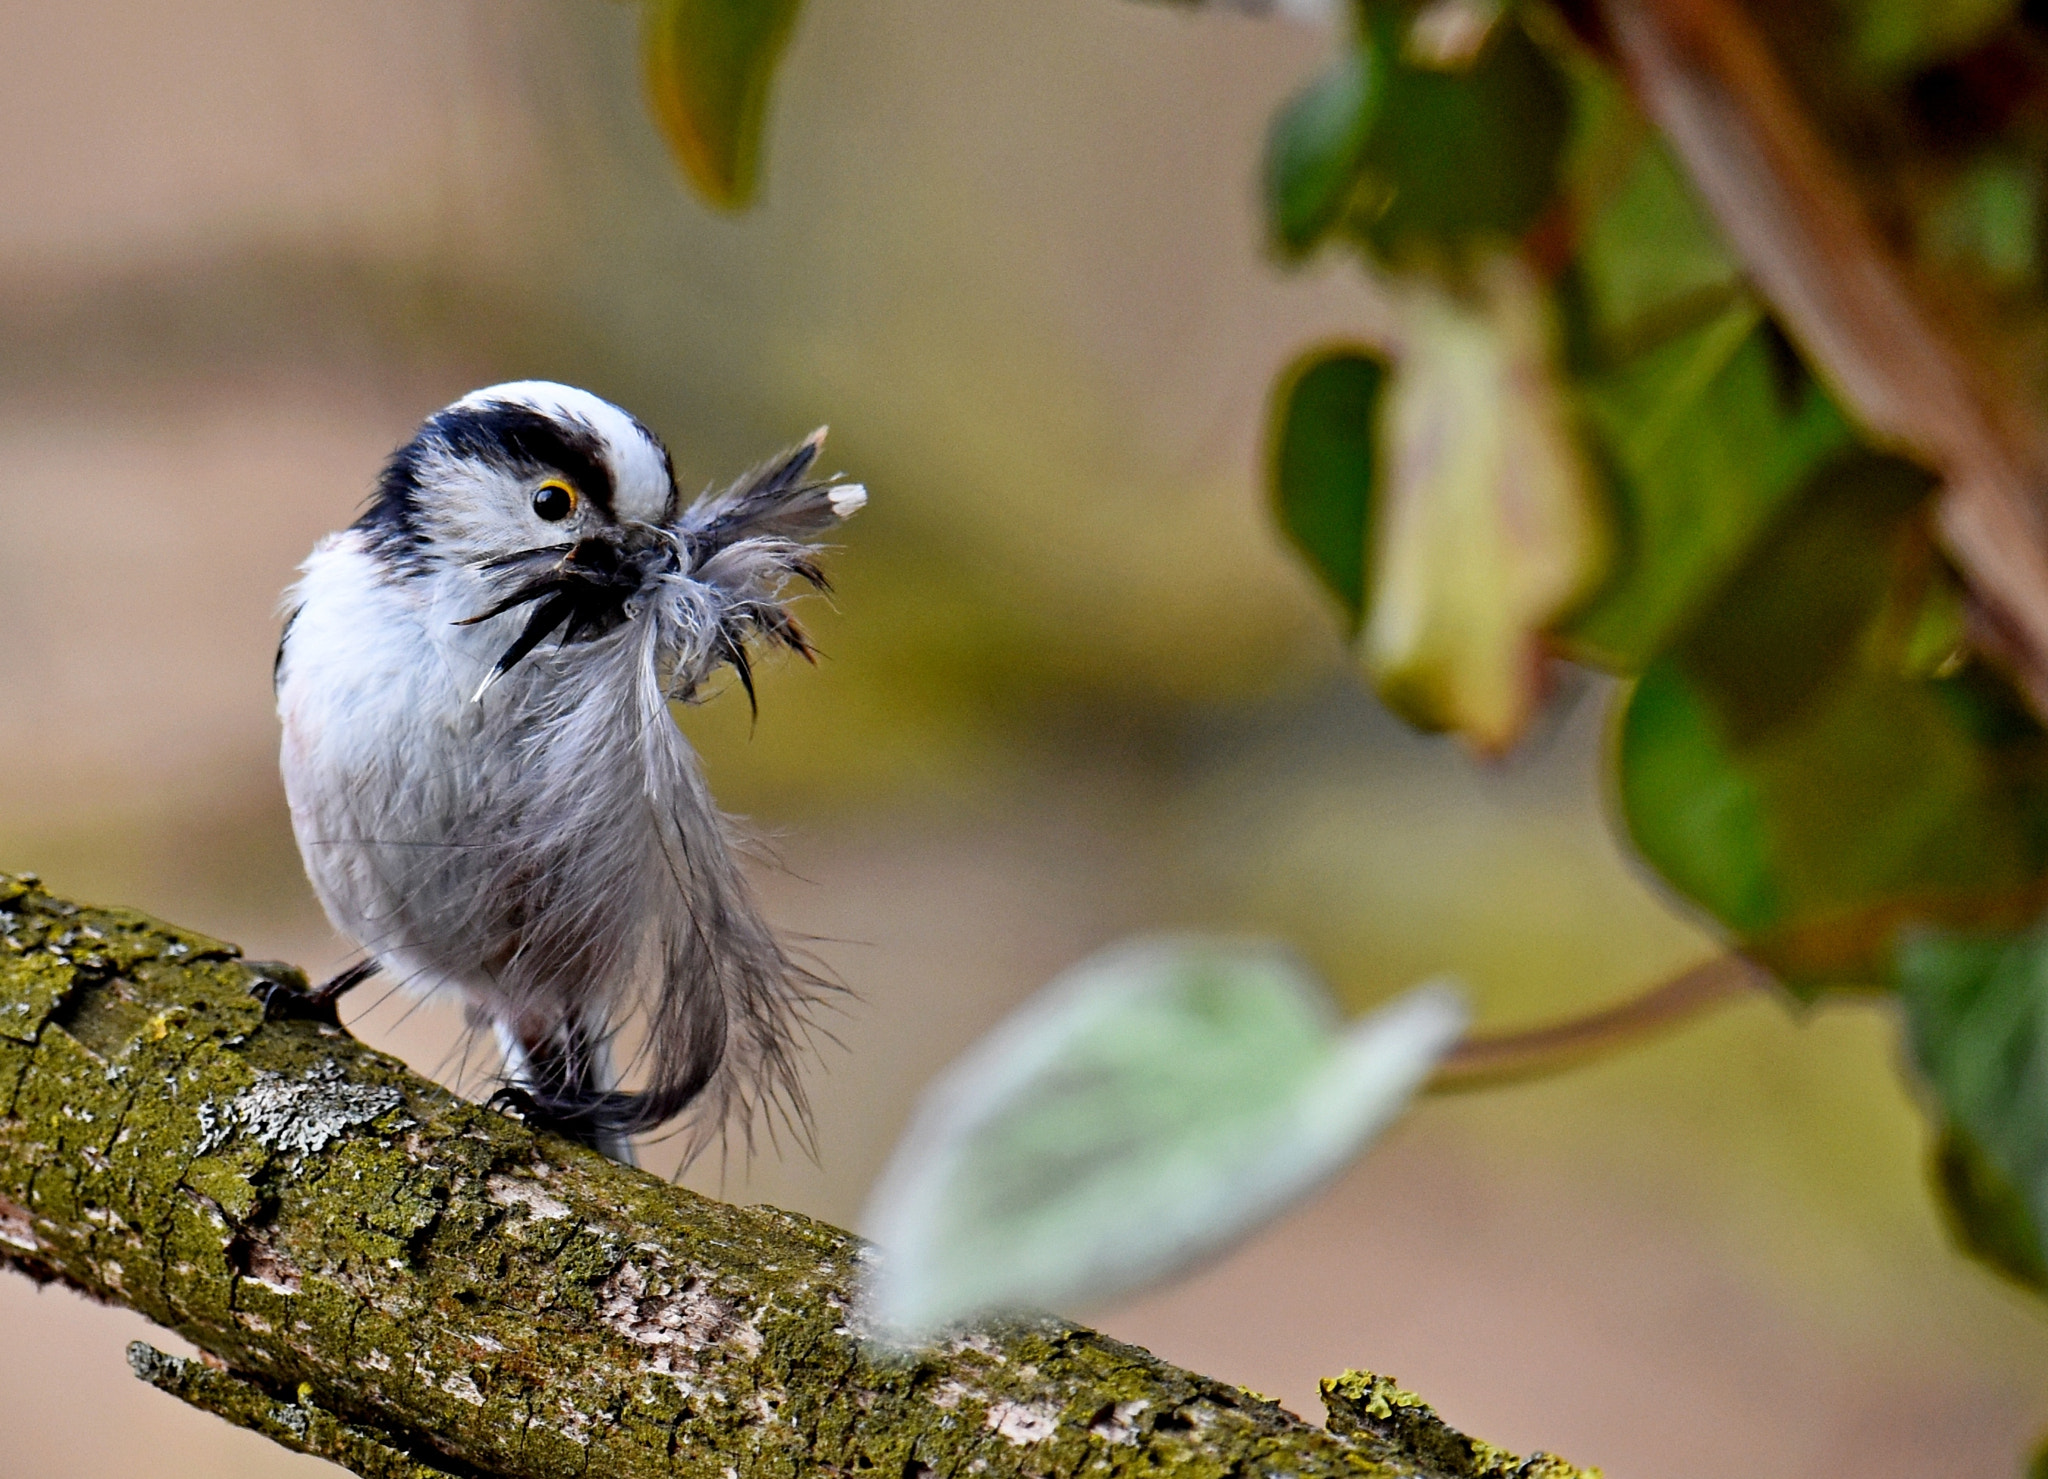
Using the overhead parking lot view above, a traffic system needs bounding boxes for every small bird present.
[271,382,863,1164]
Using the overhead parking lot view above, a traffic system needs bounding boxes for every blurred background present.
[1,1,2045,1475]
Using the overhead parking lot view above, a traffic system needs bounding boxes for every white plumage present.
[275,382,859,1164]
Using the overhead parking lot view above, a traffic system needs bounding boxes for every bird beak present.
[458,528,675,701]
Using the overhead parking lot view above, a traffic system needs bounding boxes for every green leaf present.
[1355,14,1570,255]
[1576,137,1744,354]
[1844,0,2015,75]
[1270,349,1387,630]
[642,0,804,210]
[1930,156,2041,288]
[858,939,1467,1337]
[1933,1120,2048,1291]
[1365,255,1609,751]
[1266,44,1382,259]
[1566,303,1854,668]
[1896,925,2048,1289]
[1618,449,2048,988]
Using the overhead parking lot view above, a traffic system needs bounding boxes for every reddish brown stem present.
[1428,953,1769,1092]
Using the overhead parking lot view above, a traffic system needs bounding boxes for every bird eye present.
[532,480,577,522]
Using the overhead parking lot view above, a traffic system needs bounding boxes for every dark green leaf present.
[642,0,804,210]
[1845,0,2016,75]
[1355,15,1570,254]
[1266,44,1382,259]
[1617,449,2048,988]
[1270,348,1387,631]
[1896,924,2048,1288]
[1934,1120,2048,1290]
[1566,303,1853,668]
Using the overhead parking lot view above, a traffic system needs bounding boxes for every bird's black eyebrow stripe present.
[355,439,431,575]
[352,399,631,578]
[430,402,619,516]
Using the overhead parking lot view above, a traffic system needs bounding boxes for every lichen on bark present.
[0,873,1595,1479]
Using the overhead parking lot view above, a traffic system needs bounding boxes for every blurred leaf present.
[1567,303,1853,668]
[1929,156,2040,288]
[1933,1120,2048,1290]
[1266,42,1383,258]
[1844,0,2015,74]
[1366,255,1609,751]
[1356,13,1570,255]
[858,938,1467,1338]
[1900,564,1970,678]
[1552,45,1650,272]
[1270,349,1387,630]
[1577,137,1744,354]
[1618,450,2048,988]
[1896,924,2048,1288]
[642,0,803,209]
[1406,0,1503,69]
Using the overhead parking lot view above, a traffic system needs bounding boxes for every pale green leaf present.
[858,938,1467,1339]
[1366,253,1609,751]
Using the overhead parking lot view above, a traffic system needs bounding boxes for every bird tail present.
[495,770,836,1170]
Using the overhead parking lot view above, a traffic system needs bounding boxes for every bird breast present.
[278,530,675,1008]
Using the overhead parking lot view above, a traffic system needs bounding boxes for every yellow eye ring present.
[532,479,577,523]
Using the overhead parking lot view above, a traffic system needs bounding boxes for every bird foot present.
[485,1085,541,1122]
[484,1085,621,1159]
[245,959,371,1027]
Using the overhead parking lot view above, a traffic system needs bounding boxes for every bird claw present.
[485,1086,612,1153]
[485,1085,540,1122]
[246,958,375,1027]
[246,965,344,1027]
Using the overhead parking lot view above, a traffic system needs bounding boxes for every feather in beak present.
[457,532,671,702]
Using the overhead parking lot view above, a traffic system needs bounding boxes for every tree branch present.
[1597,0,2048,712]
[0,873,1590,1479]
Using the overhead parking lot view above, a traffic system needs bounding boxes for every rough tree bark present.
[0,874,1592,1479]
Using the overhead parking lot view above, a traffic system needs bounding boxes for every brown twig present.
[1427,952,1769,1092]
[1596,0,2048,714]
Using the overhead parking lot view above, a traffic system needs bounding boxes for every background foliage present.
[647,0,2048,1466]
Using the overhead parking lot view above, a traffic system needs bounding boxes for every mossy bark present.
[0,874,1593,1479]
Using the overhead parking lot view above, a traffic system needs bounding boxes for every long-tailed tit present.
[270,382,863,1164]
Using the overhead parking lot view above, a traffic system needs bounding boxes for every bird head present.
[359,381,686,696]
